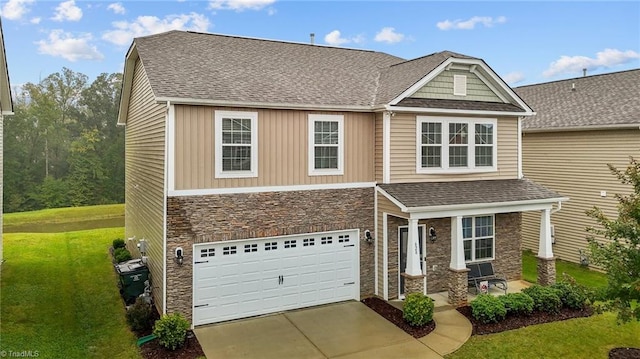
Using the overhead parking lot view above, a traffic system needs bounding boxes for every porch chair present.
[467,262,508,294]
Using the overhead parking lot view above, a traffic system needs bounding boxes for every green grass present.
[1,227,140,359]
[3,204,124,227]
[522,250,608,288]
[447,312,640,359]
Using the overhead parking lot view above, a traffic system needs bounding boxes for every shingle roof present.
[515,69,640,131]
[379,178,562,208]
[397,98,526,112]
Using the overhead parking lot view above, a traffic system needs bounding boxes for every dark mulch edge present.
[362,297,435,338]
[140,331,205,359]
[609,347,640,359]
[456,305,594,335]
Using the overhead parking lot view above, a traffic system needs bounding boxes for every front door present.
[399,225,425,297]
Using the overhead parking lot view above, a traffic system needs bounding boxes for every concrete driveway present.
[194,301,443,359]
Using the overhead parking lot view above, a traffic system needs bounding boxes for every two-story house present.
[117,30,566,327]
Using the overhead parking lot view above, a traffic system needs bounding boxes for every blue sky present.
[1,0,639,91]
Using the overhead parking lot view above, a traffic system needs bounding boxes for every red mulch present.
[456,305,594,335]
[609,348,640,359]
[361,297,435,338]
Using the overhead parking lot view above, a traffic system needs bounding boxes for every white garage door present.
[193,230,359,326]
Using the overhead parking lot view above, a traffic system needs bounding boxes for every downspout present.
[517,116,523,179]
[162,100,170,315]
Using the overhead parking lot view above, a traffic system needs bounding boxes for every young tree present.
[586,157,640,322]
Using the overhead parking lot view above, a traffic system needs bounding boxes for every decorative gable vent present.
[453,74,467,96]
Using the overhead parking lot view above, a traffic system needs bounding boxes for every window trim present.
[214,110,258,179]
[416,116,497,174]
[308,114,344,176]
[463,214,495,263]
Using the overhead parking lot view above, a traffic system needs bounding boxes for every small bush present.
[126,297,154,332]
[114,247,132,263]
[471,294,507,323]
[402,293,434,327]
[551,281,588,310]
[153,313,190,350]
[499,293,534,316]
[522,285,562,313]
[112,238,126,249]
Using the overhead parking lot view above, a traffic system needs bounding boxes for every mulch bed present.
[609,348,640,359]
[362,297,435,338]
[456,305,594,335]
[139,331,205,359]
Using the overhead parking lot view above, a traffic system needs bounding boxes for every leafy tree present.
[67,129,105,206]
[586,157,640,322]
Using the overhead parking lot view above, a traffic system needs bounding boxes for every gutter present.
[403,196,569,214]
[523,123,640,133]
[154,97,374,113]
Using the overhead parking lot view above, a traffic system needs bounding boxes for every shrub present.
[402,293,434,327]
[153,313,190,350]
[522,285,562,313]
[114,247,132,263]
[112,238,126,249]
[499,293,534,316]
[471,294,506,323]
[126,297,154,332]
[551,280,588,310]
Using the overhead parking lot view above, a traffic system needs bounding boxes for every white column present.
[538,208,554,258]
[405,218,422,276]
[449,216,466,270]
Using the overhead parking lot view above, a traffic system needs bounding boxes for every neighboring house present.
[117,30,565,327]
[0,18,14,265]
[516,70,640,265]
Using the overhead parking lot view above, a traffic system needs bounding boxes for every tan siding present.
[375,112,383,183]
[0,115,3,261]
[174,106,375,189]
[376,192,407,298]
[521,130,637,264]
[389,113,518,182]
[413,70,502,102]
[124,59,166,313]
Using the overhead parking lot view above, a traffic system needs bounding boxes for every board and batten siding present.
[173,106,375,189]
[376,191,407,298]
[389,114,518,183]
[124,59,167,313]
[412,70,502,103]
[521,129,638,264]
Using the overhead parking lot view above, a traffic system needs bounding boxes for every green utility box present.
[115,259,149,304]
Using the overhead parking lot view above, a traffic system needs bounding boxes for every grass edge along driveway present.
[1,228,140,359]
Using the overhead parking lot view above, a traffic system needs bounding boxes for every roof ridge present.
[515,68,640,89]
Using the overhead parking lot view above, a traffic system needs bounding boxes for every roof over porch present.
[378,178,567,218]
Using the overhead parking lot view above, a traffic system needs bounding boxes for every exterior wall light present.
[364,230,373,243]
[175,247,184,265]
[429,227,437,243]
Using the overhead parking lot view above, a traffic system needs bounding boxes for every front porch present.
[375,179,568,306]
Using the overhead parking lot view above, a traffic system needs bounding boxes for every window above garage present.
[215,110,258,178]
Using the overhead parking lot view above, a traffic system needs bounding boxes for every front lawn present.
[1,228,140,359]
[522,250,607,288]
[447,312,640,359]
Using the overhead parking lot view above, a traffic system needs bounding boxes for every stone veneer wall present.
[492,212,522,282]
[165,187,374,323]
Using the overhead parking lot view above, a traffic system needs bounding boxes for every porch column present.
[405,218,422,276]
[537,208,556,285]
[448,216,469,306]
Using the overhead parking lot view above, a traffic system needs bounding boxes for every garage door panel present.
[193,230,359,326]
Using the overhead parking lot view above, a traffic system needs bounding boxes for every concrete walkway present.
[194,301,473,359]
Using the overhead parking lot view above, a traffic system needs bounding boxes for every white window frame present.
[308,114,344,176]
[462,215,495,263]
[214,110,258,179]
[416,116,497,174]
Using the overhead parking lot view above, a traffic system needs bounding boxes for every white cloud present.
[209,0,275,11]
[36,30,104,62]
[102,13,211,46]
[374,27,405,44]
[543,49,640,78]
[107,2,125,15]
[323,30,365,46]
[52,0,83,22]
[0,0,34,21]
[437,16,506,30]
[502,71,525,85]
[30,17,41,24]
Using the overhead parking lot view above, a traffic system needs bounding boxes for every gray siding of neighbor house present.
[521,129,637,264]
[124,58,167,314]
[412,70,503,102]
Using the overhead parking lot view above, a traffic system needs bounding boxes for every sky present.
[1,0,639,92]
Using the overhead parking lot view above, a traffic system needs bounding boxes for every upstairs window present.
[417,117,496,173]
[215,111,258,178]
[308,114,344,176]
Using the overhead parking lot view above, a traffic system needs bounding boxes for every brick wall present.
[165,187,374,322]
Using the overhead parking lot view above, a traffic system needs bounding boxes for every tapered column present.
[538,208,553,258]
[449,216,465,270]
[405,218,422,276]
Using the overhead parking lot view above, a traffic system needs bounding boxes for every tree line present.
[4,68,124,213]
